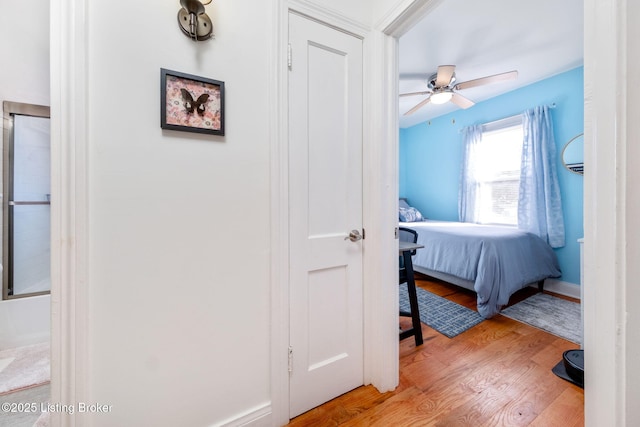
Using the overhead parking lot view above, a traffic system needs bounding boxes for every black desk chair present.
[399,227,423,346]
[399,227,418,283]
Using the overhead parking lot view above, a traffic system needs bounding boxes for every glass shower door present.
[3,111,51,299]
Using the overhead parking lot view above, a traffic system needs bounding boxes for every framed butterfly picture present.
[161,68,225,136]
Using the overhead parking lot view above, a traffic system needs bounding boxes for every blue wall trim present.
[399,66,584,285]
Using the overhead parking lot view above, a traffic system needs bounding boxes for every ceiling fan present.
[400,65,518,115]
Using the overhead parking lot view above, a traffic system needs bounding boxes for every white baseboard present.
[216,403,272,427]
[536,279,581,300]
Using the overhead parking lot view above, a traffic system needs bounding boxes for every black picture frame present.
[160,68,225,136]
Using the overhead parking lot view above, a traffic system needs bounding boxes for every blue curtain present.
[518,106,565,248]
[458,124,483,222]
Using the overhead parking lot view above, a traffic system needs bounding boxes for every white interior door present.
[288,12,364,418]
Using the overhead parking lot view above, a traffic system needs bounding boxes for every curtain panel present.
[518,106,565,248]
[458,125,483,222]
[459,106,565,248]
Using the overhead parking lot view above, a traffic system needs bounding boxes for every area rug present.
[0,342,50,395]
[399,283,484,338]
[501,293,582,345]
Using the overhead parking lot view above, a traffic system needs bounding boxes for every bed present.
[399,219,562,318]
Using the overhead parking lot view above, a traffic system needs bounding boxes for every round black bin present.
[563,349,584,385]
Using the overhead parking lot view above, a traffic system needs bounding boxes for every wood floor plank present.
[339,387,433,427]
[531,337,579,368]
[286,277,584,426]
[285,385,397,427]
[474,362,573,426]
[409,333,556,424]
[528,386,585,427]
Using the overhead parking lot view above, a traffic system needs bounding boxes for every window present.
[474,117,523,225]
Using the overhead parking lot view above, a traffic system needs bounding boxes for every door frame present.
[269,2,384,424]
[50,0,91,425]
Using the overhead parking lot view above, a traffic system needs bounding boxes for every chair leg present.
[403,251,423,346]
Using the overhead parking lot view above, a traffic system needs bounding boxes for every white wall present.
[0,0,50,349]
[87,1,272,425]
[0,1,50,107]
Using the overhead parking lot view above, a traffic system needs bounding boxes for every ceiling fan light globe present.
[430,91,453,104]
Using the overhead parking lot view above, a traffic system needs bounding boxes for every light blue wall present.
[399,66,584,285]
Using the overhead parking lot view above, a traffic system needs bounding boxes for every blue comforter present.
[400,221,561,318]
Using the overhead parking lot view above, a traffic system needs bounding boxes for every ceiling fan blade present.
[404,97,431,116]
[454,70,518,91]
[399,91,431,98]
[450,92,475,109]
[435,65,456,87]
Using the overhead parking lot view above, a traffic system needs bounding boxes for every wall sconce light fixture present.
[178,0,214,41]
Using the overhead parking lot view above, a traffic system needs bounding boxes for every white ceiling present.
[399,0,584,128]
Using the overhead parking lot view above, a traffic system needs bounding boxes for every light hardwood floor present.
[287,275,584,426]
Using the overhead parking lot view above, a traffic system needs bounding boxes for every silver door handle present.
[344,229,363,242]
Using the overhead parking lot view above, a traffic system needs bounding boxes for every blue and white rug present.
[399,283,484,338]
[501,293,582,345]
